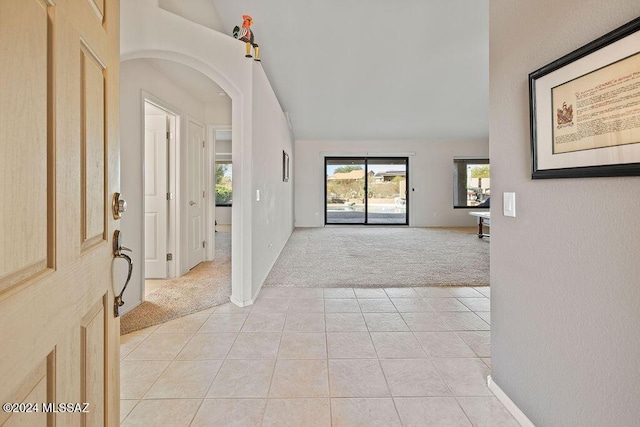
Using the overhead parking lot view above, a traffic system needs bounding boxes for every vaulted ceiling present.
[156,0,489,141]
[211,0,488,141]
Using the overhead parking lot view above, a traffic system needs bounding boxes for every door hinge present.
[202,240,206,248]
[166,131,172,140]
[166,192,173,200]
[166,253,173,261]
[203,191,205,198]
[202,140,205,148]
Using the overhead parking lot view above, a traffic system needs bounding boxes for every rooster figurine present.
[233,15,260,61]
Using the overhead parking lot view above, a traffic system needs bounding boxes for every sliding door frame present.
[324,156,409,226]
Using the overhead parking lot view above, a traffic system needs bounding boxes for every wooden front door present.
[0,0,120,425]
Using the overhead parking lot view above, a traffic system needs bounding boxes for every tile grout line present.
[120,332,153,360]
[259,295,290,426]
[199,306,249,407]
[119,399,140,425]
[455,396,479,427]
[367,288,404,425]
[134,334,196,401]
[187,398,206,427]
[406,304,460,407]
[322,292,334,426]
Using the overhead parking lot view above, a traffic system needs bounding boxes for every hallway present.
[120,286,519,426]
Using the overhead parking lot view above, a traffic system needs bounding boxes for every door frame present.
[324,155,411,226]
[141,93,181,279]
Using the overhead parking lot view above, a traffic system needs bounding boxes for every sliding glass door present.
[325,157,408,225]
[325,158,367,224]
[366,158,408,224]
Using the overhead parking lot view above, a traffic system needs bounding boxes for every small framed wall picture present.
[282,150,289,182]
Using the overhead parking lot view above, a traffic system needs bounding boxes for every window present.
[215,162,232,206]
[453,158,490,208]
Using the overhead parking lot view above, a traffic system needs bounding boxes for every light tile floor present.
[120,286,520,426]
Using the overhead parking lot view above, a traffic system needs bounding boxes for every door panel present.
[81,297,106,426]
[144,113,168,278]
[6,378,48,426]
[89,0,105,19]
[81,44,107,249]
[0,356,50,426]
[187,119,205,270]
[325,158,366,224]
[145,213,159,257]
[367,158,408,225]
[191,217,202,250]
[0,0,49,292]
[0,0,120,425]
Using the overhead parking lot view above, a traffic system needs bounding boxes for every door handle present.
[189,201,196,206]
[113,230,133,317]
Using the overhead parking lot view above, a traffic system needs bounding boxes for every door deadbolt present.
[112,192,127,219]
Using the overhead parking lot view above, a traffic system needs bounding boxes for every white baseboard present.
[487,375,535,427]
[230,281,264,307]
[230,294,254,307]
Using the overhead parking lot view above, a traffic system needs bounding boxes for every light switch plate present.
[503,192,516,217]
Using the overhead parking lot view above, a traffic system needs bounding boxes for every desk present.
[469,212,490,238]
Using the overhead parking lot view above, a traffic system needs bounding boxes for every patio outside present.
[326,161,407,224]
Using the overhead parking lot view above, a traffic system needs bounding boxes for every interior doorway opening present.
[210,126,232,253]
[119,55,237,319]
[325,157,409,225]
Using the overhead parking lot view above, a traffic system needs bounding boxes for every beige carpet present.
[264,227,489,288]
[120,230,231,335]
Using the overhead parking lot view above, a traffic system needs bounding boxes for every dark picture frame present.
[530,17,640,179]
[282,150,289,182]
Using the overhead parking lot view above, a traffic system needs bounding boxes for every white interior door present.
[187,119,205,270]
[0,0,120,424]
[144,106,169,278]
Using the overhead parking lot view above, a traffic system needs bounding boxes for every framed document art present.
[530,17,640,178]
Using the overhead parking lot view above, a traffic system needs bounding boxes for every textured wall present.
[490,2,640,425]
[251,66,295,297]
[158,0,225,32]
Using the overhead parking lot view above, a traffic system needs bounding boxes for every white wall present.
[295,139,489,227]
[207,102,232,126]
[216,140,232,153]
[120,59,207,314]
[250,67,295,296]
[215,207,232,225]
[122,0,256,305]
[158,0,225,32]
[490,3,640,425]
